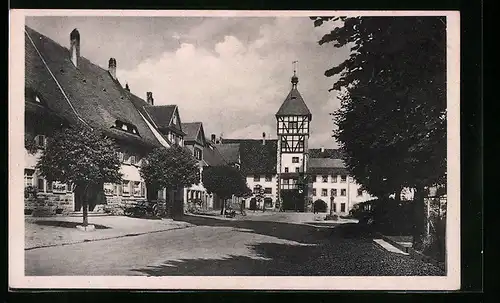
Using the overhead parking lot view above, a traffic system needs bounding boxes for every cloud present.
[116,17,350,146]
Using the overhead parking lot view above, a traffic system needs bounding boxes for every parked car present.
[123,200,159,218]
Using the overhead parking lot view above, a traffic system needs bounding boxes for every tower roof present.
[275,87,312,119]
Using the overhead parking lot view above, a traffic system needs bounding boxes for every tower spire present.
[291,60,299,89]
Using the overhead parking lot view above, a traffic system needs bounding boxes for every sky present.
[26,16,350,148]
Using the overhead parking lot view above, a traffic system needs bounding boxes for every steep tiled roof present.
[181,122,206,146]
[308,148,345,159]
[125,91,172,146]
[222,139,278,175]
[275,88,312,119]
[216,143,240,164]
[202,145,227,167]
[144,105,185,136]
[308,158,349,175]
[25,26,161,148]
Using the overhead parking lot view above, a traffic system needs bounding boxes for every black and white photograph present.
[9,10,460,290]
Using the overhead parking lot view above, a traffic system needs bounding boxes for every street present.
[25,215,444,276]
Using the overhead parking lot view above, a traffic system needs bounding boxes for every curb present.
[185,213,238,221]
[375,232,446,272]
[25,224,193,251]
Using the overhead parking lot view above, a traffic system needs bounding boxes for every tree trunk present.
[395,187,402,203]
[412,185,426,251]
[77,183,90,227]
[82,199,89,226]
[220,198,225,215]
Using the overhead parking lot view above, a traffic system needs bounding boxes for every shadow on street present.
[131,215,445,276]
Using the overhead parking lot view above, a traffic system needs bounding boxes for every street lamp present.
[330,196,335,217]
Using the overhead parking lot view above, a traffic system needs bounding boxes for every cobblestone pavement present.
[25,215,445,276]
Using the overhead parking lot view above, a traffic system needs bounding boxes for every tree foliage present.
[312,16,446,194]
[36,123,123,187]
[202,166,250,200]
[313,16,447,249]
[36,123,122,226]
[140,145,201,191]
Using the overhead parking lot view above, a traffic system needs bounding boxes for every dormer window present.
[114,120,140,136]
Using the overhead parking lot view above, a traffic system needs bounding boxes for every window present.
[122,181,130,196]
[297,141,304,150]
[253,175,260,182]
[35,135,46,149]
[253,186,260,194]
[292,157,299,163]
[141,182,146,197]
[265,175,272,182]
[357,189,363,196]
[46,181,53,192]
[121,124,128,131]
[340,175,347,183]
[122,152,130,164]
[130,155,136,165]
[194,148,202,160]
[341,203,346,212]
[104,183,114,196]
[341,189,346,196]
[37,177,45,191]
[288,121,298,129]
[52,181,67,193]
[24,169,34,188]
[321,189,328,197]
[284,167,289,173]
[264,187,272,194]
[295,167,300,173]
[322,175,328,183]
[283,179,290,184]
[312,188,317,196]
[113,184,119,195]
[316,175,322,182]
[133,181,141,196]
[331,175,338,183]
[331,189,337,197]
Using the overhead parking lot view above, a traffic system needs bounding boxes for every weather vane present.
[292,60,298,76]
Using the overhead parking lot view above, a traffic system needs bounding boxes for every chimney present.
[125,83,130,92]
[321,147,325,153]
[262,132,266,145]
[108,58,117,80]
[69,29,80,67]
[211,134,216,143]
[146,92,154,105]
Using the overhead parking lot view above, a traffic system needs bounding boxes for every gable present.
[170,106,181,130]
[197,124,206,146]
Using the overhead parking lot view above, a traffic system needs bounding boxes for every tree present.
[36,123,122,227]
[312,16,447,250]
[202,165,251,215]
[140,145,200,217]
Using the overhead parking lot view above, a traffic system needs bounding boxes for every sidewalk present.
[375,232,446,272]
[25,215,194,250]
